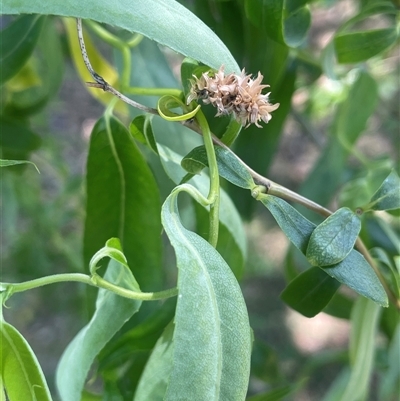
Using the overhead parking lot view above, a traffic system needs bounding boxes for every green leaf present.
[244,0,285,45]
[379,323,400,400]
[182,145,256,189]
[181,146,208,175]
[5,18,65,116]
[0,159,39,173]
[306,208,361,266]
[56,258,142,401]
[324,250,388,307]
[219,117,243,147]
[370,247,400,298]
[98,298,176,371]
[362,170,400,212]
[334,28,398,64]
[258,196,387,306]
[283,5,311,48]
[134,322,174,401]
[337,297,381,401]
[129,115,158,154]
[161,188,252,400]
[3,0,240,74]
[0,15,45,84]
[0,117,41,162]
[244,0,310,47]
[0,320,52,401]
[280,267,341,318]
[89,238,129,274]
[215,146,255,189]
[258,194,315,254]
[84,115,162,290]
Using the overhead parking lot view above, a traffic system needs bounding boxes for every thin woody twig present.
[76,18,158,115]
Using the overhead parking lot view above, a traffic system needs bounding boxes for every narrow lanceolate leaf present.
[280,267,341,318]
[258,194,315,254]
[84,115,162,290]
[0,159,39,173]
[129,115,158,154]
[334,28,398,64]
[3,0,239,74]
[89,238,130,274]
[283,5,311,48]
[324,250,388,307]
[1,320,52,401]
[362,170,400,212]
[0,15,45,84]
[134,322,175,401]
[181,146,209,175]
[161,188,252,401]
[56,258,142,401]
[181,146,255,189]
[215,146,255,189]
[336,297,381,401]
[306,208,361,267]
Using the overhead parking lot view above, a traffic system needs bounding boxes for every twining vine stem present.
[72,18,399,310]
[2,274,178,302]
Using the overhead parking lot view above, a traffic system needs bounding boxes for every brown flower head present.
[187,66,279,128]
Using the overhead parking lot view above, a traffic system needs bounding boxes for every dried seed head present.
[187,66,279,128]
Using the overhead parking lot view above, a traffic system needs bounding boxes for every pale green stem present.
[1,273,178,302]
[196,110,220,247]
[85,20,125,50]
[105,96,118,117]
[3,274,93,294]
[126,33,143,48]
[85,20,132,90]
[120,45,132,90]
[92,274,179,301]
[125,87,183,97]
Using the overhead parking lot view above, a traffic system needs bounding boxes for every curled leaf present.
[157,95,200,122]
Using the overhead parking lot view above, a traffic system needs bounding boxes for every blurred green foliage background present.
[1,0,399,400]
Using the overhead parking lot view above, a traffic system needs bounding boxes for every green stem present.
[125,87,182,97]
[3,274,93,294]
[92,274,179,301]
[1,273,178,302]
[120,45,132,90]
[126,33,143,48]
[196,110,220,247]
[84,20,131,91]
[85,20,125,50]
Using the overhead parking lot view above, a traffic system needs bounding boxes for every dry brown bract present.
[187,66,280,128]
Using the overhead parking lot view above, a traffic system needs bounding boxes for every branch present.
[75,18,399,310]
